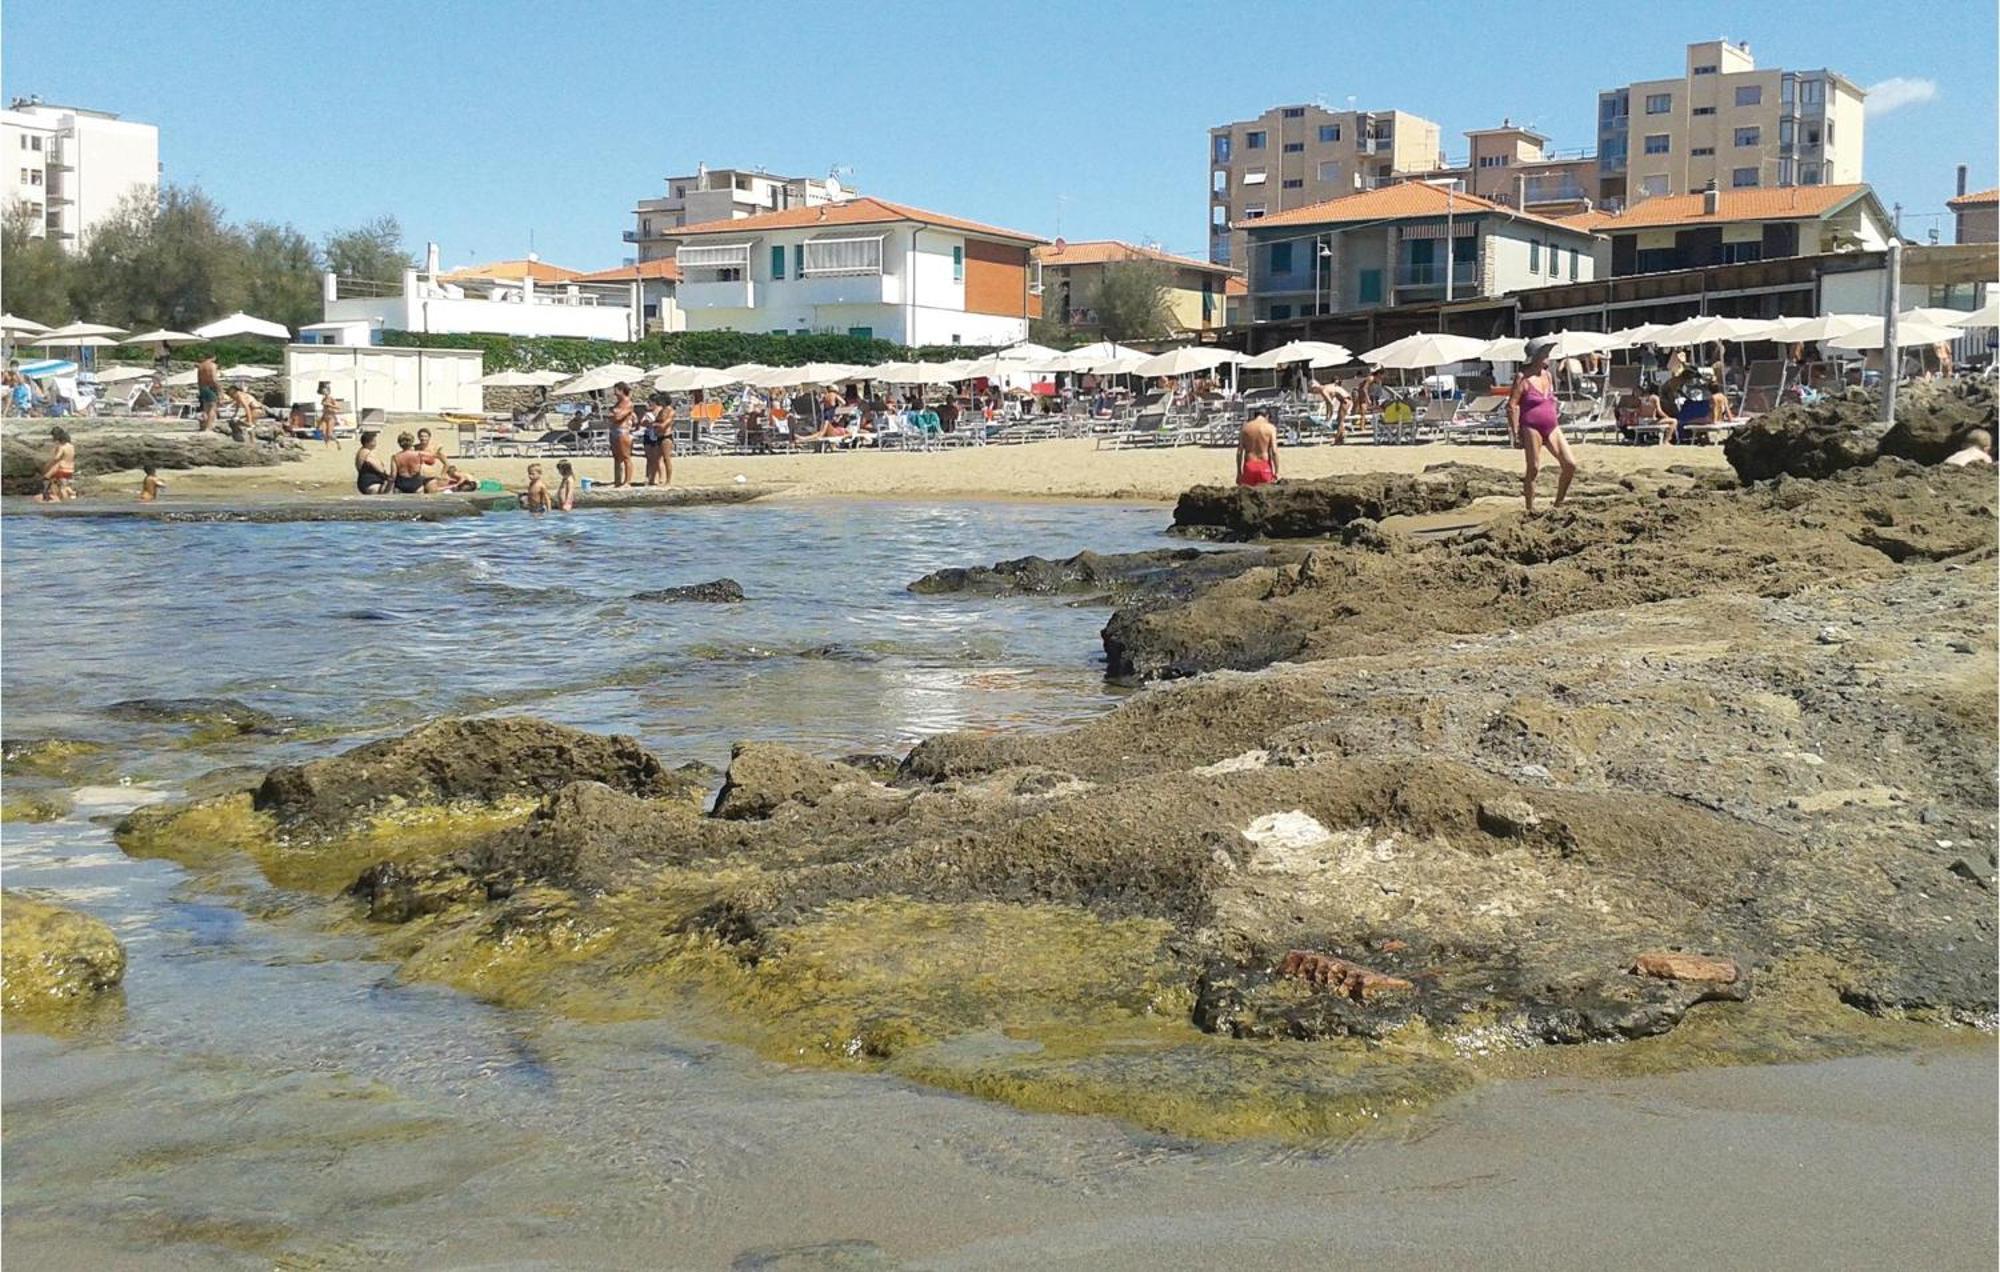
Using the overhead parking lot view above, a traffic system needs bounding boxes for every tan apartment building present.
[1949,187,1997,244]
[1033,239,1243,336]
[1207,103,1442,270]
[1596,40,1865,208]
[1418,122,1597,216]
[630,166,854,263]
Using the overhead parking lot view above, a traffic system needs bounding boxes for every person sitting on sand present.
[415,427,447,468]
[522,463,551,513]
[429,462,479,494]
[1946,429,1992,467]
[554,459,578,511]
[390,432,430,494]
[138,464,164,502]
[354,430,392,494]
[39,426,76,501]
[1236,411,1279,487]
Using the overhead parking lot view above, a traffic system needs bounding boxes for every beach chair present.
[1447,394,1509,444]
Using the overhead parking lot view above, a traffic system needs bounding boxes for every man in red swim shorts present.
[1237,410,1279,487]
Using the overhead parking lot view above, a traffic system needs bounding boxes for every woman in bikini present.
[607,383,635,487]
[40,426,76,501]
[317,381,342,448]
[1506,337,1577,516]
[354,430,392,494]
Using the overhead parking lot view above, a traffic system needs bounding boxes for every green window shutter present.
[952,246,964,281]
[771,245,786,279]
[794,245,804,277]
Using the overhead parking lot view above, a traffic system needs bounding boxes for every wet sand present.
[57,429,1730,503]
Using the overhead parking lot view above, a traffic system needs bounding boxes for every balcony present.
[678,277,757,310]
[1393,261,1477,290]
[622,229,640,243]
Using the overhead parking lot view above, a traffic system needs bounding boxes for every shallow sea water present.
[2,499,1994,1269]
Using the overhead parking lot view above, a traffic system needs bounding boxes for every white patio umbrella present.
[1063,340,1137,363]
[194,312,291,341]
[951,354,1021,381]
[1946,299,1998,328]
[0,313,51,338]
[905,360,972,384]
[995,341,1062,361]
[1649,315,1775,346]
[91,365,158,384]
[38,321,129,341]
[1825,318,1965,352]
[790,361,863,384]
[861,361,921,382]
[1084,353,1150,376]
[1897,307,1974,327]
[1607,322,1666,347]
[552,363,647,396]
[1130,346,1238,378]
[1242,340,1353,370]
[722,361,772,380]
[38,333,123,348]
[739,365,805,389]
[1539,329,1625,358]
[477,369,569,387]
[1360,332,1491,369]
[218,364,279,379]
[653,365,739,392]
[120,328,201,346]
[162,368,201,387]
[1767,313,1876,344]
[1479,336,1528,362]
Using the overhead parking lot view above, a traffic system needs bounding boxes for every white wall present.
[286,344,482,414]
[1485,221,1596,291]
[323,292,636,341]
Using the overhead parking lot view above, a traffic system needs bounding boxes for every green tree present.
[70,184,247,329]
[1087,261,1174,342]
[324,216,412,284]
[1,199,74,323]
[241,221,323,331]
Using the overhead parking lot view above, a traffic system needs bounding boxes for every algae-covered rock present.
[1170,466,1509,541]
[1,788,73,823]
[254,717,679,834]
[105,697,280,736]
[711,742,872,820]
[1724,380,1998,483]
[2,892,126,1012]
[631,579,746,603]
[3,737,111,782]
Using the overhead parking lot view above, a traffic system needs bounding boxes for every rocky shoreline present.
[96,389,1994,1139]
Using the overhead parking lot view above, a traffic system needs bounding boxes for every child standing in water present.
[138,464,165,502]
[40,426,75,501]
[522,463,551,513]
[554,459,577,511]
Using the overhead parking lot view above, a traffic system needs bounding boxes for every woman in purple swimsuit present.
[1507,336,1578,515]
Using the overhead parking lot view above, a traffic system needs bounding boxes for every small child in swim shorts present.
[522,463,550,514]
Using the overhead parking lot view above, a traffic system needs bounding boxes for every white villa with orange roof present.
[1239,181,1602,322]
[660,197,1046,346]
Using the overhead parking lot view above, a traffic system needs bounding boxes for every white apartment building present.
[630,166,853,262]
[1208,103,1444,268]
[1596,40,1866,208]
[1,97,159,252]
[664,197,1044,346]
[315,248,639,344]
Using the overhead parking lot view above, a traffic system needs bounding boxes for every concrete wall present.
[324,286,636,341]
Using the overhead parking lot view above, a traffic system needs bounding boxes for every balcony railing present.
[1393,261,1478,288]
[622,229,640,242]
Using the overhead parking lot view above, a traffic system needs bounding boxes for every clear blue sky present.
[5,0,1994,270]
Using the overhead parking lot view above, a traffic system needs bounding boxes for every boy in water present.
[521,463,550,513]
[138,464,165,502]
[40,426,76,501]
[554,459,577,511]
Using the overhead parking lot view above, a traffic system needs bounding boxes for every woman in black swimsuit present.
[390,432,429,494]
[354,430,392,494]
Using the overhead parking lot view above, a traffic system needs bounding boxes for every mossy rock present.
[2,892,126,1014]
[2,737,111,782]
[1,789,73,823]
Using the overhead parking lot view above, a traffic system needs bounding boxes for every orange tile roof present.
[1224,275,1248,296]
[1033,239,1239,277]
[666,196,1044,244]
[1948,187,1998,209]
[572,259,683,283]
[1250,180,1589,235]
[439,258,582,284]
[1568,183,1875,231]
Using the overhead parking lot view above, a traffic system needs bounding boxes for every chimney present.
[1957,164,1969,197]
[1702,180,1720,216]
[424,241,440,274]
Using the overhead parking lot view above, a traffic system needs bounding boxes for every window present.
[1211,204,1227,226]
[1358,269,1382,303]
[1269,303,1292,320]
[1734,127,1760,147]
[1801,163,1821,184]
[1782,75,1795,105]
[1281,178,1303,189]
[1529,240,1541,271]
[1799,78,1824,105]
[1692,106,1717,117]
[1318,124,1341,143]
[1479,155,1511,168]
[1212,169,1228,193]
[951,245,963,282]
[1210,235,1230,264]
[1690,146,1715,157]
[794,244,804,277]
[1645,93,1673,114]
[1644,134,1670,155]
[803,236,885,276]
[1635,247,1678,273]
[1825,121,1835,143]
[1693,64,1717,75]
[1639,174,1671,197]
[1282,142,1303,153]
[1551,246,1561,276]
[29,135,40,151]
[846,327,873,339]
[771,245,786,278]
[1735,85,1763,107]
[1779,119,1794,147]
[1245,130,1266,149]
[1569,247,1579,280]
[1242,204,1265,219]
[1268,241,1294,272]
[1212,135,1232,163]
[1721,242,1762,265]
[1732,167,1760,188]
[1242,169,1267,185]
[28,169,40,186]
[1316,160,1342,181]
[1803,125,1821,147]
[1281,107,1304,118]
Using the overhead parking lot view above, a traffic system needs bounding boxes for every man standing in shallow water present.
[1236,410,1279,486]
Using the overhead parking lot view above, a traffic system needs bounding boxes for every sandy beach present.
[65,428,1733,503]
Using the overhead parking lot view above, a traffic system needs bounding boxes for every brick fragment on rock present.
[1630,951,1740,983]
[1279,949,1414,1001]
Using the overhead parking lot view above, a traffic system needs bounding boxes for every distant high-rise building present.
[0,97,160,253]
[1596,40,1866,208]
[629,166,854,262]
[1206,103,1443,268]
